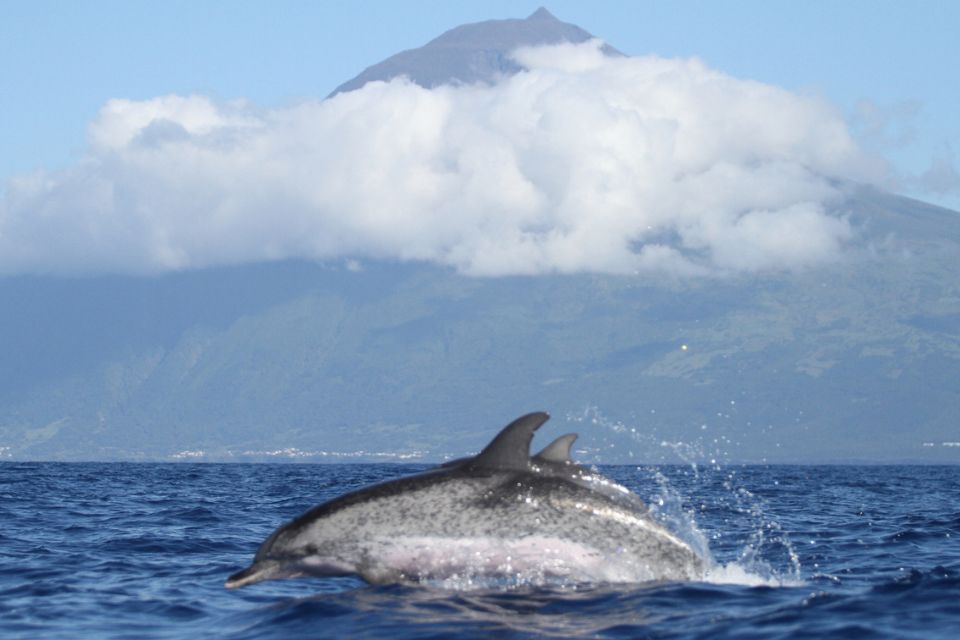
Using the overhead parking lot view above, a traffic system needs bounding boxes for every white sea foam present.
[703,562,804,587]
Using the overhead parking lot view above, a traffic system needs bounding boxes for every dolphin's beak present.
[224,561,280,589]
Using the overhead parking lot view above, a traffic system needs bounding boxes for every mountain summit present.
[329,7,622,96]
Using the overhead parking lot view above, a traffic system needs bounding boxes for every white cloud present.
[0,40,881,277]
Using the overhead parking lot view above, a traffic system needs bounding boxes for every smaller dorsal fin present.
[471,412,550,470]
[533,433,578,464]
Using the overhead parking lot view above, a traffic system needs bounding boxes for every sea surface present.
[1,462,958,639]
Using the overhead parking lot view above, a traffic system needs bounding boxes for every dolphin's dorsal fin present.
[533,433,578,464]
[471,412,550,470]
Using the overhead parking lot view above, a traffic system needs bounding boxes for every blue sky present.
[2,0,958,212]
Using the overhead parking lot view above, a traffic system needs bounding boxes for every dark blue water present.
[1,463,958,639]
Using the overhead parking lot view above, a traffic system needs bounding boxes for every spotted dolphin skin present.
[225,412,705,589]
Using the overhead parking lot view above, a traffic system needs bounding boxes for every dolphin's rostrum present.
[225,412,705,588]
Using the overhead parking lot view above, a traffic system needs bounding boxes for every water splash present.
[570,405,804,587]
[718,479,803,584]
[646,469,713,561]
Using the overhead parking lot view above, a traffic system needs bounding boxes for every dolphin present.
[225,412,705,588]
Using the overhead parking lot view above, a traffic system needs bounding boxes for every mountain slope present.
[1,188,957,463]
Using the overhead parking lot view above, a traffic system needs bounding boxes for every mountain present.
[1,187,957,464]
[0,11,958,464]
[329,7,621,96]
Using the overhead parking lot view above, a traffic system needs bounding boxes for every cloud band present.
[0,41,880,277]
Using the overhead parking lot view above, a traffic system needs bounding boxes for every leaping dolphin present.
[225,412,705,588]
